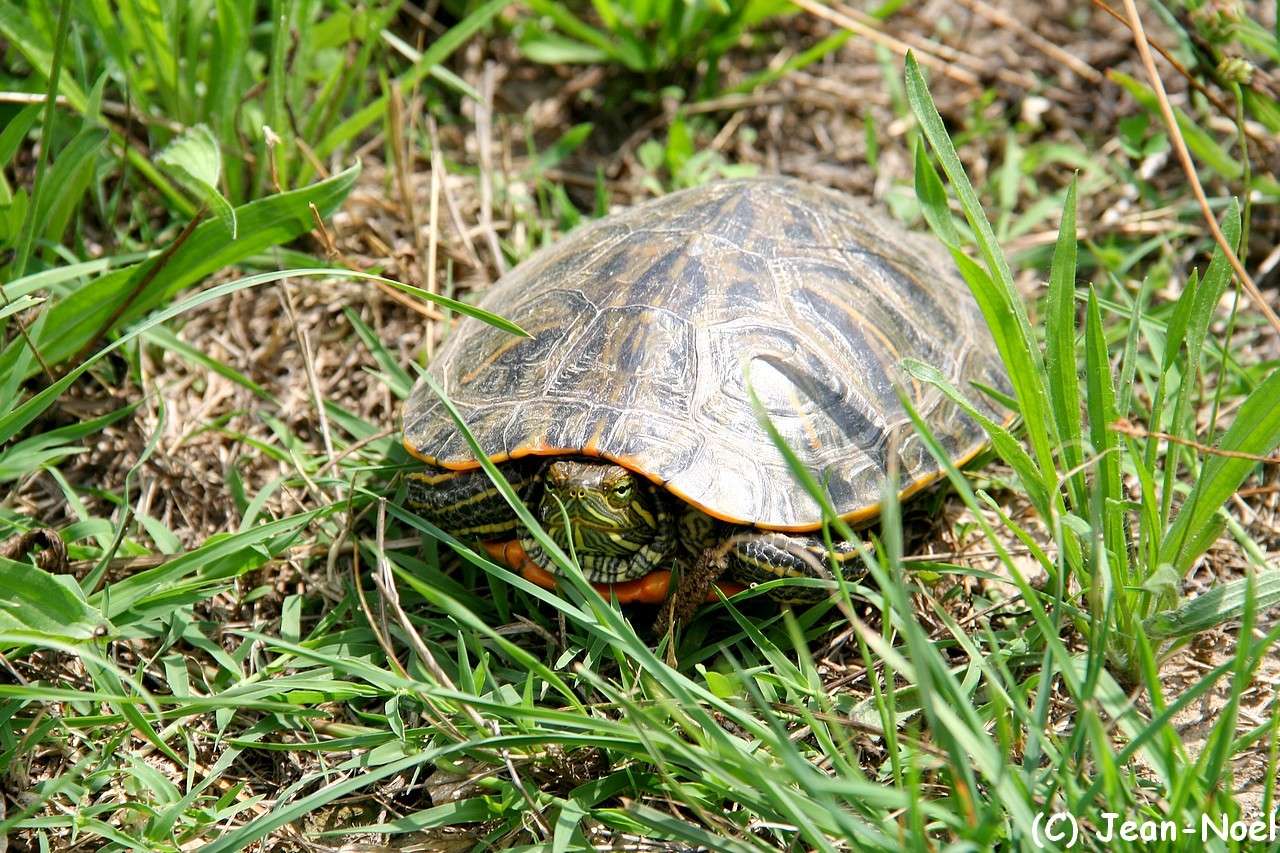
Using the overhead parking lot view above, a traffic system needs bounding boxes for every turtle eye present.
[608,480,633,504]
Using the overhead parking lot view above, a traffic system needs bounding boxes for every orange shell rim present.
[402,414,1013,533]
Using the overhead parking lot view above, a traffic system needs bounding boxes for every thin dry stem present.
[277,280,337,484]
[1121,0,1280,339]
[370,503,552,839]
[793,0,980,87]
[1112,418,1280,464]
[308,201,340,262]
[953,0,1103,83]
[477,62,507,275]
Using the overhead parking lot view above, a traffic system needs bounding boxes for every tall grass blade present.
[1083,288,1126,584]
[1045,178,1084,509]
[905,53,1057,482]
[36,127,108,247]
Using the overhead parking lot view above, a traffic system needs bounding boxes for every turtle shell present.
[403,177,1010,531]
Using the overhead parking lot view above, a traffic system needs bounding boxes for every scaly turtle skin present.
[402,177,1010,603]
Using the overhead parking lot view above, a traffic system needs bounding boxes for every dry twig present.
[1121,0,1280,339]
[1112,418,1280,464]
[370,502,552,840]
[1091,0,1274,154]
[953,0,1103,83]
[792,0,980,87]
[476,62,507,275]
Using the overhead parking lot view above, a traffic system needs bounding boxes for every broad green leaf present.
[156,124,237,237]
[1145,572,1280,638]
[1140,563,1182,600]
[0,164,360,382]
[1160,367,1280,574]
[0,103,40,171]
[0,556,109,641]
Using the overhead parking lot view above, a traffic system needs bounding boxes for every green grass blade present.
[1,264,498,459]
[309,0,510,167]
[343,306,414,398]
[1159,365,1280,574]
[1083,287,1126,586]
[36,126,108,247]
[0,165,360,380]
[905,54,1056,485]
[92,509,323,620]
[1044,178,1084,509]
[1146,571,1280,638]
[0,2,87,111]
[0,103,40,171]
[901,358,1045,512]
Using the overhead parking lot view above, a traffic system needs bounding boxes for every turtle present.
[401,177,1010,604]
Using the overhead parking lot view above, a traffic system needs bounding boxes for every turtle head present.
[538,459,669,567]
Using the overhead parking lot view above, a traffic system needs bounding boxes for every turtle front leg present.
[724,531,864,601]
[405,461,539,540]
